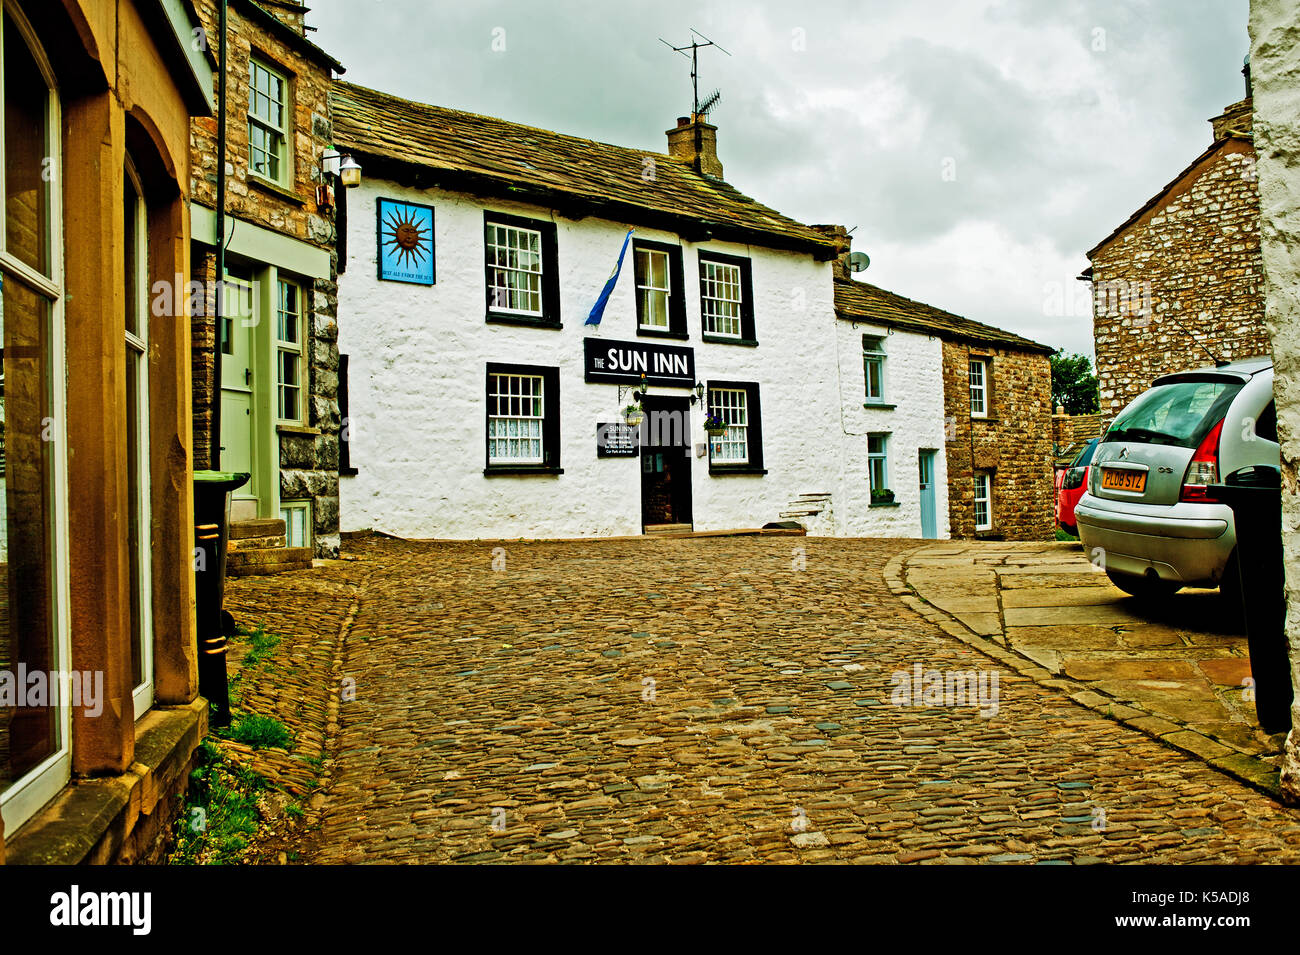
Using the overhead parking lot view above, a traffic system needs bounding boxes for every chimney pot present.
[676,117,690,127]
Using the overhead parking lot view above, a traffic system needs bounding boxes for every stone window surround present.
[973,469,995,531]
[247,52,293,189]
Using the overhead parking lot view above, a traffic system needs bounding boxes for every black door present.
[640,395,693,528]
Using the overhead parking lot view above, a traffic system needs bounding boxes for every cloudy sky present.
[310,0,1251,358]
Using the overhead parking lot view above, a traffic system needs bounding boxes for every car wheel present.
[1106,570,1181,600]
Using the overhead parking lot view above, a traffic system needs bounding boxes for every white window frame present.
[867,433,889,495]
[0,0,73,836]
[700,258,743,339]
[485,220,544,316]
[280,499,311,549]
[487,373,545,464]
[248,56,289,186]
[863,335,886,404]
[635,246,671,329]
[125,158,153,720]
[969,358,988,418]
[708,387,749,464]
[275,277,304,424]
[974,471,993,531]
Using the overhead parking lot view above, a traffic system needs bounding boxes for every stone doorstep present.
[229,518,287,541]
[5,699,207,865]
[227,534,288,552]
[226,546,313,568]
[227,560,314,577]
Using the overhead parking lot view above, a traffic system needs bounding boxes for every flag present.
[585,228,634,326]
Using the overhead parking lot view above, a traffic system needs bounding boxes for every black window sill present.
[863,402,897,411]
[708,466,767,476]
[869,500,900,508]
[339,467,359,477]
[484,466,564,477]
[701,335,758,347]
[249,174,306,206]
[485,312,563,331]
[636,326,689,341]
[974,530,1003,540]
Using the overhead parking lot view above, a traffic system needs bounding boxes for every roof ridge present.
[333,79,680,165]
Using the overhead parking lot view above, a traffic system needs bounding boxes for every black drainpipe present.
[211,0,228,470]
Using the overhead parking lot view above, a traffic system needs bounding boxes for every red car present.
[1056,438,1099,536]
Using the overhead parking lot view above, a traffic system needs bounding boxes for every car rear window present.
[1073,439,1099,467]
[1105,380,1243,449]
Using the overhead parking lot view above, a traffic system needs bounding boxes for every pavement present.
[219,534,1300,864]
[892,541,1283,795]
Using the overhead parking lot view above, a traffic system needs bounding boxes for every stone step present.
[228,534,287,552]
[779,509,820,518]
[229,518,287,540]
[795,493,832,500]
[644,523,693,535]
[225,546,313,570]
[227,559,313,577]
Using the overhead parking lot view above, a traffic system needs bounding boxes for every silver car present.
[1074,358,1278,600]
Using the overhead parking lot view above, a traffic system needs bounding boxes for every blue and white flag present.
[585,228,634,326]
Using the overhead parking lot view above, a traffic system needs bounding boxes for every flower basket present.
[871,489,896,505]
[703,413,728,436]
[623,405,645,427]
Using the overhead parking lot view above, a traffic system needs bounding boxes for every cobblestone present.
[246,535,1300,863]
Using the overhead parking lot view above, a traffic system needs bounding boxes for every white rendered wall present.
[337,179,848,539]
[833,314,950,539]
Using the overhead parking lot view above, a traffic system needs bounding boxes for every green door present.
[219,273,256,513]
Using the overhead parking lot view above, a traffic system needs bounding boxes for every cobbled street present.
[260,536,1300,864]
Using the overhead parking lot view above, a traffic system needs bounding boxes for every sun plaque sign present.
[376,198,435,284]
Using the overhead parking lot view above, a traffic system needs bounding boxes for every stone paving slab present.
[224,534,1300,864]
[895,540,1286,796]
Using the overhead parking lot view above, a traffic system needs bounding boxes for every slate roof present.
[833,278,1053,354]
[330,81,840,260]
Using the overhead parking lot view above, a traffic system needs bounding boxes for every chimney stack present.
[666,114,723,179]
[810,224,853,280]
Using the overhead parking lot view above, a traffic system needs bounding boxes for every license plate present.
[1102,468,1146,493]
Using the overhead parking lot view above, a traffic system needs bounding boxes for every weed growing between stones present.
[170,740,267,864]
[222,712,295,749]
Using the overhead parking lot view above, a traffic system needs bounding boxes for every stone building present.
[1,0,212,863]
[188,0,345,564]
[834,277,1055,541]
[1086,75,1269,417]
[1248,0,1300,799]
[328,83,883,538]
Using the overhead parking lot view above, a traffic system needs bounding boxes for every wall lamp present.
[316,148,362,214]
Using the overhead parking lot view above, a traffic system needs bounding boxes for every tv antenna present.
[659,29,731,119]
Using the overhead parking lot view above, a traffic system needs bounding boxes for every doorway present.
[640,395,693,530]
[219,270,258,520]
[919,449,938,539]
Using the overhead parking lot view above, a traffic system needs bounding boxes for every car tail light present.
[1180,418,1225,502]
[1062,466,1087,490]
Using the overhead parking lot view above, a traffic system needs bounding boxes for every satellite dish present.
[848,251,871,273]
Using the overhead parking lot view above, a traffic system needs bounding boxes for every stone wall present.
[1248,0,1300,801]
[1052,411,1107,463]
[943,340,1055,540]
[189,0,341,556]
[1090,118,1270,417]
